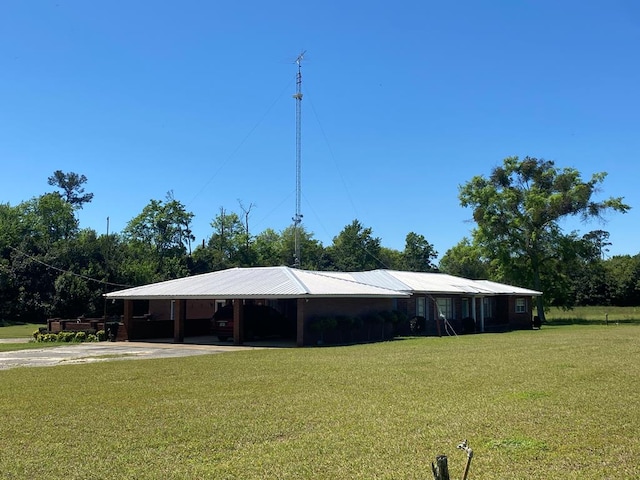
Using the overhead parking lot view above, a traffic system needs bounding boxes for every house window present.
[436,298,454,320]
[416,297,425,318]
[515,298,527,314]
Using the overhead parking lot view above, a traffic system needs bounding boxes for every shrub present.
[75,331,87,342]
[58,332,75,343]
[32,329,41,340]
[96,330,107,342]
[87,334,98,342]
[38,333,58,342]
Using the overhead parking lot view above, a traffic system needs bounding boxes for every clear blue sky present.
[2,1,639,260]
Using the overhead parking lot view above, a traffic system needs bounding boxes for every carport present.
[105,266,408,347]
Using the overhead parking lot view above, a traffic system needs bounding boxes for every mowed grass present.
[0,322,42,339]
[1,325,639,479]
[546,305,640,324]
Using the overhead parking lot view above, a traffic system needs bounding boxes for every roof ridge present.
[282,266,312,294]
[310,269,408,293]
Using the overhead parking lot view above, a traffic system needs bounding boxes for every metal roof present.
[104,266,542,300]
[318,270,542,296]
[104,266,409,300]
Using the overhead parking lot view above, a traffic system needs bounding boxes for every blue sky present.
[2,0,639,260]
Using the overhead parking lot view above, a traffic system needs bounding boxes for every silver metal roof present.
[105,266,542,300]
[318,270,542,296]
[104,266,409,300]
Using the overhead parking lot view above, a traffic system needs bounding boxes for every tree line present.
[0,158,636,323]
[0,171,438,321]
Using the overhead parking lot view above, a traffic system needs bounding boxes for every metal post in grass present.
[457,440,473,480]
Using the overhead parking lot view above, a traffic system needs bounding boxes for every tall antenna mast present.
[292,50,305,268]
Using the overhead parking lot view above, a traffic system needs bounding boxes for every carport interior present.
[120,298,298,344]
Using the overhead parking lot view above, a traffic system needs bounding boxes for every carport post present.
[174,299,186,343]
[233,299,244,345]
[296,298,305,347]
[123,299,134,340]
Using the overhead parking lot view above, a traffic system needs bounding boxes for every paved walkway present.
[0,338,280,370]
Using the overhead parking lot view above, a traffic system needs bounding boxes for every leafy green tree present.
[123,192,194,280]
[47,170,94,209]
[401,232,438,272]
[378,247,403,270]
[459,156,630,321]
[280,225,326,270]
[603,254,640,306]
[0,194,79,320]
[439,238,490,279]
[326,220,383,271]
[253,228,284,266]
[582,229,612,260]
[567,231,612,306]
[22,193,79,244]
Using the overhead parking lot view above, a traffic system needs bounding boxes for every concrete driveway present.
[0,338,276,370]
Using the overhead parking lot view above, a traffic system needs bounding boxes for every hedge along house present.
[315,270,543,335]
[104,266,409,347]
[104,266,542,346]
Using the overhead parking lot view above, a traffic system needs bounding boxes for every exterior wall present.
[506,295,534,329]
[401,294,537,336]
[304,297,395,318]
[120,292,539,343]
[302,297,398,346]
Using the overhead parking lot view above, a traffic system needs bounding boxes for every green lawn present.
[546,305,640,324]
[0,322,43,339]
[1,324,638,479]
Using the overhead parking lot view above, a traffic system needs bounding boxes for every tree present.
[253,228,284,266]
[582,229,612,260]
[0,194,80,320]
[326,220,383,271]
[401,232,438,272]
[123,192,194,280]
[603,254,640,306]
[280,225,326,270]
[459,156,630,321]
[47,170,94,209]
[439,238,490,279]
[378,247,403,270]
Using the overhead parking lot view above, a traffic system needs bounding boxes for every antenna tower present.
[292,51,305,268]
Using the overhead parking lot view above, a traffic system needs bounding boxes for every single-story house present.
[104,266,542,346]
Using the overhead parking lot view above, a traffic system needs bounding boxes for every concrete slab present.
[0,341,269,371]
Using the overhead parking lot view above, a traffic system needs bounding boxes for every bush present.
[87,334,98,342]
[75,331,87,342]
[37,333,58,343]
[58,332,75,343]
[96,330,107,342]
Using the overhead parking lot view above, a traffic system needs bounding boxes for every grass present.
[1,324,639,479]
[546,306,640,325]
[0,342,65,353]
[0,322,43,339]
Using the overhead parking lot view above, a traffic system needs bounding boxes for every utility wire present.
[7,245,132,288]
[187,76,296,208]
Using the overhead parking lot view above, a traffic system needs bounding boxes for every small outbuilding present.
[104,266,542,346]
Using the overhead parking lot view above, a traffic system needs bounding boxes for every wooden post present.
[296,298,305,347]
[123,299,134,340]
[431,455,450,480]
[233,299,244,345]
[174,299,185,343]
